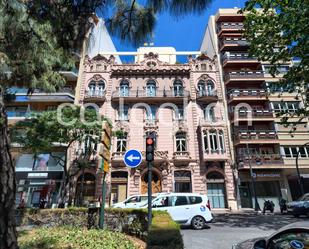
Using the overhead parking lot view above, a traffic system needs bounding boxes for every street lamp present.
[295,141,309,197]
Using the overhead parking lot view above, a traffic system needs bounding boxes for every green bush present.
[18,226,136,249]
[148,211,183,249]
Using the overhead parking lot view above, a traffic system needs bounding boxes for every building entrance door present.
[207,183,226,208]
[141,171,161,194]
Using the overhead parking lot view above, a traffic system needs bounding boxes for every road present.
[181,212,306,249]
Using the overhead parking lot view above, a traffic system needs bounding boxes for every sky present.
[111,0,247,52]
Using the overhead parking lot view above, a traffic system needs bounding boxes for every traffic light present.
[146,136,155,162]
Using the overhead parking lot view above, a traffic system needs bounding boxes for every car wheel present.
[191,216,205,230]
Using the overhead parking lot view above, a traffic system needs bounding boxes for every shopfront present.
[15,153,65,208]
[238,170,283,211]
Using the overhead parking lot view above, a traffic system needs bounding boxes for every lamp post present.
[295,142,309,197]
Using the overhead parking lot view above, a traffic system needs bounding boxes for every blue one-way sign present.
[123,149,142,168]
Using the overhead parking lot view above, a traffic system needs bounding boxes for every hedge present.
[148,211,183,249]
[16,208,183,249]
[18,226,136,249]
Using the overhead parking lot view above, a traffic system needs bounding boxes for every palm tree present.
[0,0,212,248]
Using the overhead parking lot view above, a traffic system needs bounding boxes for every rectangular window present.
[146,106,157,120]
[218,132,225,152]
[118,105,129,120]
[203,132,209,151]
[209,132,218,151]
[284,147,292,158]
[116,137,127,152]
[176,138,186,152]
[175,106,184,120]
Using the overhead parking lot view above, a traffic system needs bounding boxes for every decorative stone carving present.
[114,121,130,134]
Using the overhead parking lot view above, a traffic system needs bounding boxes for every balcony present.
[217,22,244,35]
[237,154,284,169]
[203,149,229,161]
[84,91,106,102]
[112,151,125,162]
[222,53,259,67]
[144,119,158,129]
[199,117,223,127]
[219,38,249,51]
[230,109,274,122]
[224,71,264,84]
[111,89,190,103]
[196,90,218,102]
[173,151,191,161]
[228,89,267,102]
[234,130,279,145]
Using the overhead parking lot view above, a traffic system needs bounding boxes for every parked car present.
[141,192,213,230]
[232,221,309,249]
[112,195,150,208]
[112,193,167,208]
[287,193,309,217]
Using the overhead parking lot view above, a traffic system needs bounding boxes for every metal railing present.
[197,90,218,98]
[217,22,244,31]
[224,71,264,81]
[84,90,106,98]
[220,39,249,47]
[228,89,267,99]
[112,89,190,99]
[237,153,283,167]
[234,130,278,141]
[222,53,256,62]
[230,109,273,119]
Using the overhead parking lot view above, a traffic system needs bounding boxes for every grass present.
[18,226,137,249]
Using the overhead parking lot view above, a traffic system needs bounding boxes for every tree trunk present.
[0,96,18,249]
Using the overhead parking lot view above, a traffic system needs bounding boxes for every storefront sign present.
[252,173,281,178]
[27,173,48,178]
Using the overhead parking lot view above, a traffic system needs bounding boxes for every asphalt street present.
[181,212,307,249]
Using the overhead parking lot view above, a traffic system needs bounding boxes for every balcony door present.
[119,80,129,97]
[146,80,156,97]
[173,80,183,96]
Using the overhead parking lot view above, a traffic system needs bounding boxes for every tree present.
[12,106,105,206]
[0,1,213,248]
[242,0,309,124]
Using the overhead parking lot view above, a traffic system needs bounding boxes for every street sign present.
[123,149,142,168]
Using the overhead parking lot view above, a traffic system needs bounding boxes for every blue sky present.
[112,0,246,52]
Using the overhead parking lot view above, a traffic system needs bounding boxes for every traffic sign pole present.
[99,171,106,229]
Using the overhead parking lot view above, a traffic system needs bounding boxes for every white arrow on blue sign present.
[123,149,142,168]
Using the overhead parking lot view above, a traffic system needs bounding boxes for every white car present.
[112,195,150,208]
[142,193,213,229]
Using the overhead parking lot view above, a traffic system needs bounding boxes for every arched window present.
[146,80,156,97]
[205,106,216,122]
[97,80,105,96]
[206,80,215,95]
[175,132,187,152]
[119,80,130,97]
[198,80,206,97]
[173,80,184,97]
[88,81,96,96]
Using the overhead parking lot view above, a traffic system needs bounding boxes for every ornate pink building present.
[75,47,237,210]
